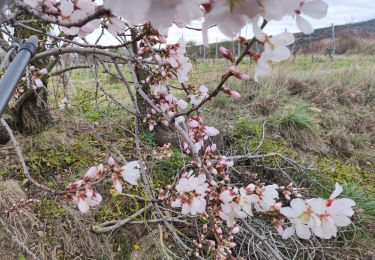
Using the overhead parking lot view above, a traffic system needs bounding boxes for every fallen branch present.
[92,204,152,233]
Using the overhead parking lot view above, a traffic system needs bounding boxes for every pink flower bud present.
[222,87,241,99]
[108,157,116,167]
[219,46,235,62]
[229,65,249,81]
[97,163,104,177]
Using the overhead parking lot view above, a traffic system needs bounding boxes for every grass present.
[274,101,319,140]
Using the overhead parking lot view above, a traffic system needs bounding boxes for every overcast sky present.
[88,0,375,45]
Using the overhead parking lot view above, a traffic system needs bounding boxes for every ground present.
[0,54,374,259]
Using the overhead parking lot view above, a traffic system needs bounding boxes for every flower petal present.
[296,15,314,34]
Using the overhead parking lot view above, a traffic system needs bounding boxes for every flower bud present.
[108,157,116,167]
[219,46,235,62]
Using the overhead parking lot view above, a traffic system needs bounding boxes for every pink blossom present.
[219,202,247,227]
[222,87,241,99]
[177,99,188,110]
[204,126,220,137]
[121,161,141,185]
[219,46,235,62]
[59,0,100,36]
[295,0,328,34]
[84,166,98,180]
[219,190,235,204]
[112,174,122,193]
[188,119,199,128]
[108,157,116,167]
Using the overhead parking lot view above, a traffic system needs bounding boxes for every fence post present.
[331,23,336,57]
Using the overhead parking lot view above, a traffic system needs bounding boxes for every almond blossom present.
[121,161,141,185]
[104,1,204,37]
[202,0,259,45]
[253,184,279,212]
[219,202,247,227]
[104,0,150,25]
[309,183,356,239]
[280,198,317,239]
[190,85,209,106]
[172,173,208,215]
[168,37,193,83]
[253,29,295,81]
[294,0,329,34]
[238,187,259,216]
[73,189,103,213]
[106,16,126,36]
[280,184,355,240]
[24,0,57,12]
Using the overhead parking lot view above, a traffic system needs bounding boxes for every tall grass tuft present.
[276,101,319,137]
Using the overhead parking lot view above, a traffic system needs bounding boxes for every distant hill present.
[294,18,375,50]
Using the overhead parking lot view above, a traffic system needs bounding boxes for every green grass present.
[273,101,319,139]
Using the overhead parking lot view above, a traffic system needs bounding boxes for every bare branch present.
[14,0,108,28]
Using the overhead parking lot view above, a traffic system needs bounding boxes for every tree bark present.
[131,31,151,129]
[16,87,51,134]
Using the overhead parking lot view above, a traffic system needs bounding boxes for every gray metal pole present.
[0,36,38,116]
[331,23,336,57]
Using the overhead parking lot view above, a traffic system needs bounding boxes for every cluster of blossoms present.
[66,164,104,213]
[143,84,188,131]
[171,173,208,215]
[66,157,140,213]
[279,183,356,239]
[138,36,193,84]
[185,116,220,153]
[168,118,355,243]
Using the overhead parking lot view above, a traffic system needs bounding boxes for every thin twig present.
[93,204,152,233]
[241,219,284,260]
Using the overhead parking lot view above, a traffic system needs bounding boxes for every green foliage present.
[36,199,66,220]
[151,148,186,188]
[139,132,156,148]
[341,182,375,225]
[315,158,374,191]
[230,117,297,158]
[274,101,319,138]
[95,191,144,222]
